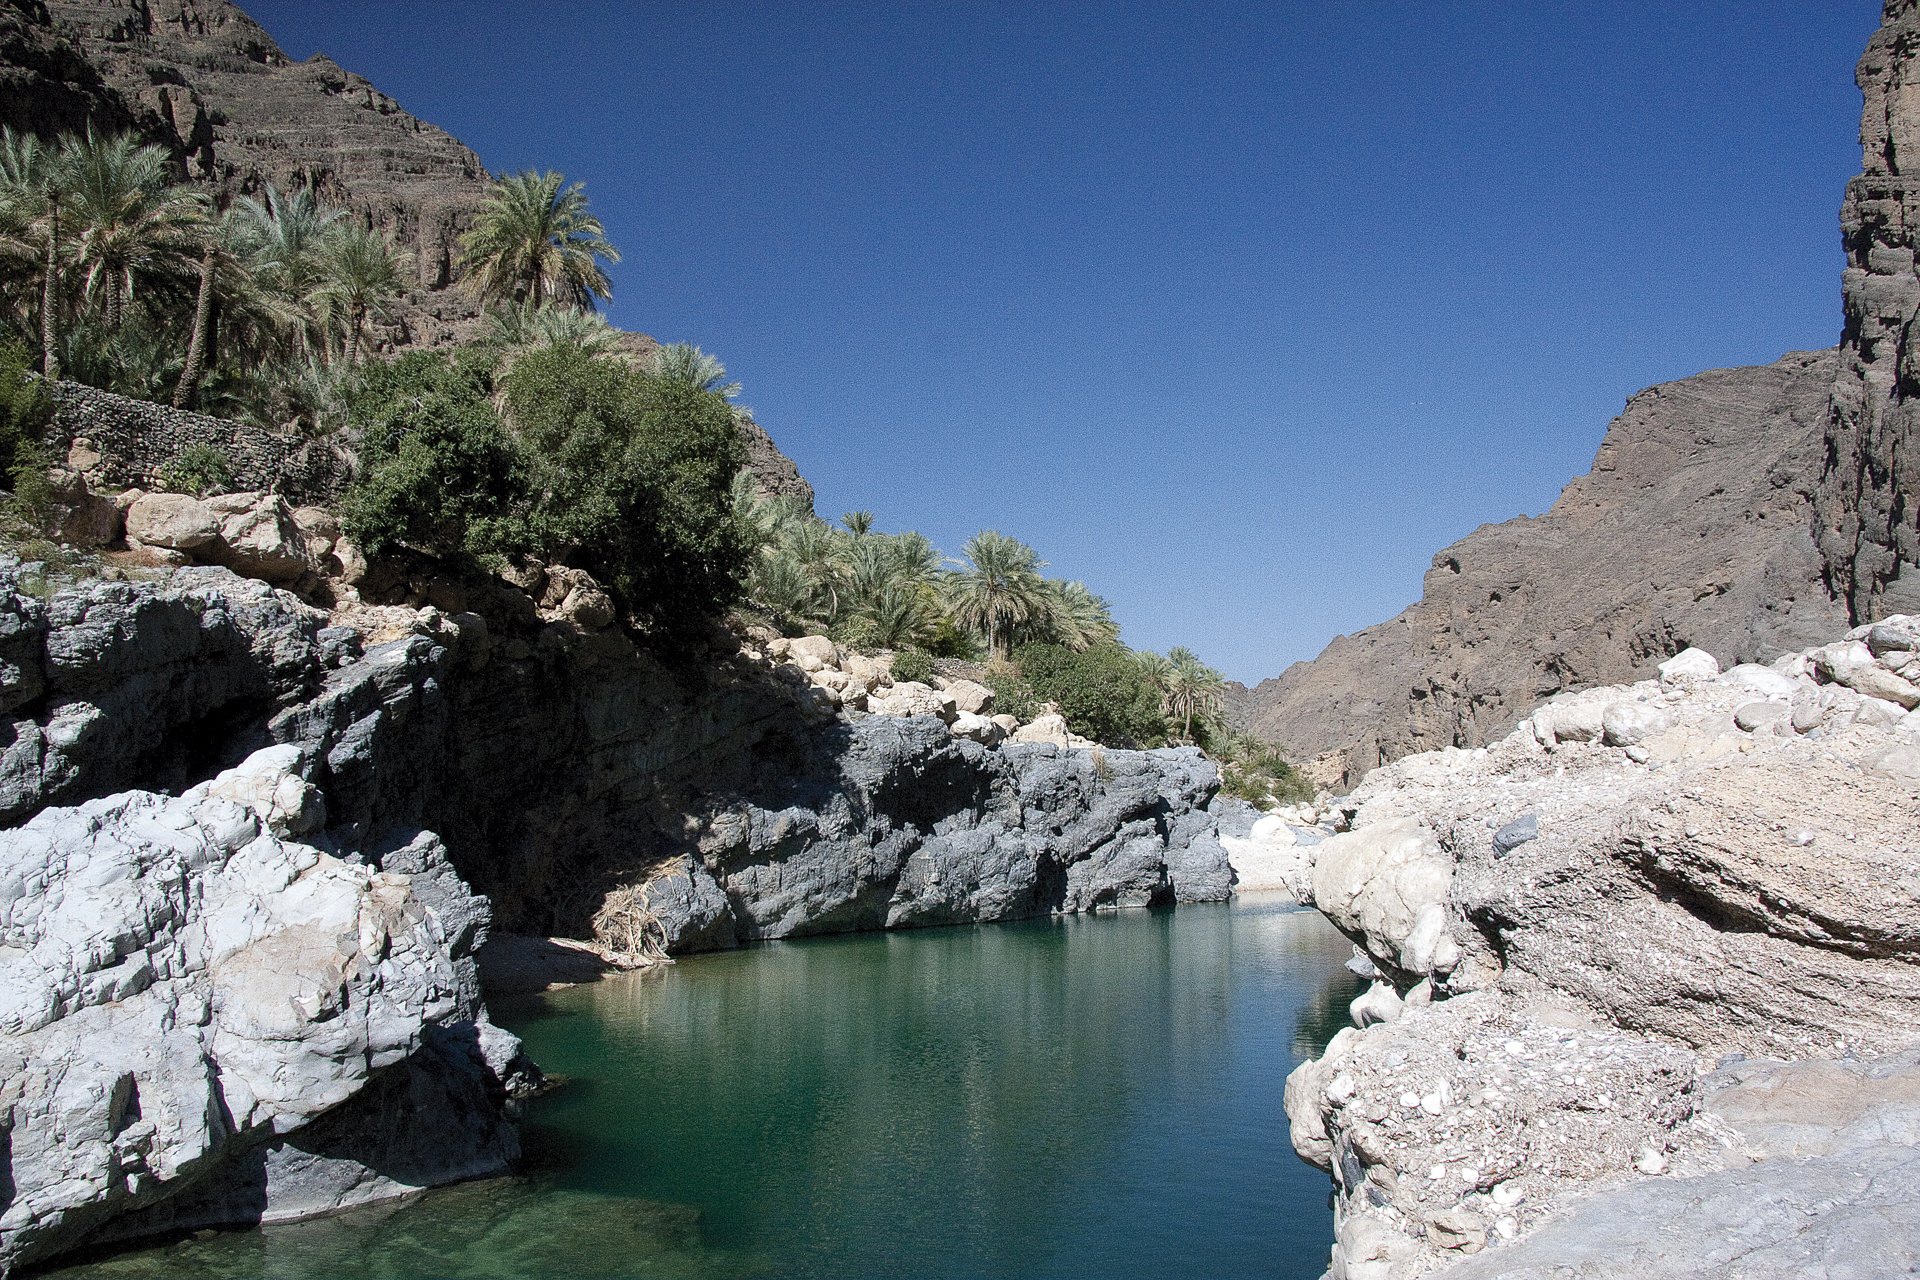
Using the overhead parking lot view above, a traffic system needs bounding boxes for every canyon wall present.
[1243,0,1920,785]
[1238,352,1849,786]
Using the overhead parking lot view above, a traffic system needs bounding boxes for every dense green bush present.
[0,341,50,490]
[341,350,528,558]
[157,443,236,498]
[889,648,934,685]
[1015,641,1167,747]
[500,344,746,625]
[342,343,749,629]
[981,663,1043,723]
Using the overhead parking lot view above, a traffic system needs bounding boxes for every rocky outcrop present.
[0,748,528,1274]
[1817,0,1920,624]
[1237,351,1850,787]
[0,559,1233,955]
[1278,619,1920,1278]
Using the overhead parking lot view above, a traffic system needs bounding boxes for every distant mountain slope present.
[0,0,815,503]
[1243,1,1920,789]
[1240,350,1850,786]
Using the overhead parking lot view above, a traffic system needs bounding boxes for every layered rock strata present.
[1278,621,1920,1278]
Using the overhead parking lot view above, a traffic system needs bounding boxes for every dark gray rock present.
[1492,811,1539,857]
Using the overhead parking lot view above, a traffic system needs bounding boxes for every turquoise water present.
[51,897,1358,1279]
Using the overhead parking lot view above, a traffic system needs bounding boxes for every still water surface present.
[54,897,1358,1280]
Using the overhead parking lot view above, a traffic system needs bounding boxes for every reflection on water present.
[51,898,1359,1280]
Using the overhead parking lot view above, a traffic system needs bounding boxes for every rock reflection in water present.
[51,899,1355,1280]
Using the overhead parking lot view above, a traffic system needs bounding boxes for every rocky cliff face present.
[1276,622,1920,1277]
[1818,0,1920,623]
[1239,351,1850,786]
[1244,1,1920,785]
[27,0,490,349]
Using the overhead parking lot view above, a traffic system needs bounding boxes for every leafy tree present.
[942,530,1051,661]
[0,339,49,486]
[458,170,618,310]
[1016,641,1166,747]
[341,350,527,556]
[500,342,747,624]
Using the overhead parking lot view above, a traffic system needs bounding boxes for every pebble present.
[1635,1146,1668,1176]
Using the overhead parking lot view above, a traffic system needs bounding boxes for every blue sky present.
[247,1,1879,681]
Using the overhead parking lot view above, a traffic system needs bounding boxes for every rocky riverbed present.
[1268,621,1920,1278]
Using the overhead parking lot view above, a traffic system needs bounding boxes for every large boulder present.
[0,749,524,1273]
[211,493,318,584]
[124,493,219,551]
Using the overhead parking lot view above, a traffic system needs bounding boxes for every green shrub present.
[1014,641,1166,747]
[500,344,747,627]
[0,341,51,490]
[157,443,236,498]
[890,648,934,685]
[342,350,530,559]
[343,344,750,630]
[981,663,1043,723]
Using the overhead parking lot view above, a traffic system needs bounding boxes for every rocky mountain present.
[1243,0,1920,786]
[0,0,816,505]
[1817,0,1920,623]
[1239,351,1850,786]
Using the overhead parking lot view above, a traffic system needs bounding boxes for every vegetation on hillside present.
[0,126,1312,793]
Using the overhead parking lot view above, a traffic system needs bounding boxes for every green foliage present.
[458,170,619,310]
[7,438,53,524]
[157,442,235,498]
[889,648,934,685]
[1211,732,1315,806]
[981,663,1043,723]
[0,340,49,486]
[344,344,748,627]
[340,350,527,558]
[499,343,747,625]
[1014,641,1167,748]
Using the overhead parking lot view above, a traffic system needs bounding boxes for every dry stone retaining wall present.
[45,381,354,505]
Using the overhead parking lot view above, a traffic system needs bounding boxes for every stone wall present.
[45,381,354,505]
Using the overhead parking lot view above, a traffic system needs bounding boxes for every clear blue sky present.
[247,1,1878,682]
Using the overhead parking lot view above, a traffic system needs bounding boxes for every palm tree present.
[782,518,846,623]
[64,129,208,329]
[313,223,410,365]
[175,207,286,408]
[1164,646,1226,743]
[942,530,1050,662]
[230,183,342,358]
[1041,579,1120,651]
[457,170,618,310]
[0,127,72,376]
[485,298,623,364]
[842,510,875,537]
